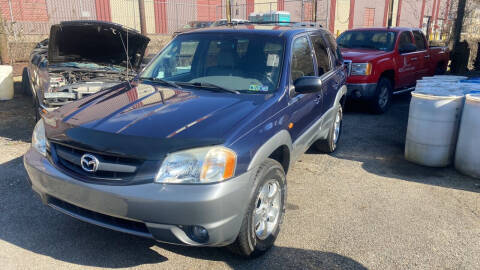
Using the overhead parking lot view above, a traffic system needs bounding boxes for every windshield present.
[141,33,285,93]
[337,31,396,51]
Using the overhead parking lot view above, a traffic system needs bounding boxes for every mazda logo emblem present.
[80,154,99,173]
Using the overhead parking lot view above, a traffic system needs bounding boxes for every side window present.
[310,35,331,76]
[398,32,413,49]
[291,36,315,82]
[324,32,343,66]
[152,40,199,78]
[412,31,426,51]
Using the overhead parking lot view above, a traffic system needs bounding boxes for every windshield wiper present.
[177,82,240,94]
[139,77,182,89]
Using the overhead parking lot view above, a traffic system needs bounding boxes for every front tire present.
[228,158,286,258]
[370,77,392,114]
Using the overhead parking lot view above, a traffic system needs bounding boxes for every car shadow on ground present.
[0,156,366,269]
[322,93,480,193]
[158,244,367,270]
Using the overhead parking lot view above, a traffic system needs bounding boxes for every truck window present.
[310,35,331,76]
[398,32,414,49]
[337,30,396,52]
[412,31,427,51]
[291,36,315,82]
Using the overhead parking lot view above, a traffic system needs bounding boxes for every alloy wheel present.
[253,179,281,240]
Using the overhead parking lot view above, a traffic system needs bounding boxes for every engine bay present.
[43,70,135,107]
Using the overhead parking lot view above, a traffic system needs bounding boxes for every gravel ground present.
[1,83,479,269]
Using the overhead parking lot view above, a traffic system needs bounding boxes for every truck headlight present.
[155,146,236,184]
[32,119,47,156]
[351,63,372,76]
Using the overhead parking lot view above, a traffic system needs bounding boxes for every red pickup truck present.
[337,27,449,113]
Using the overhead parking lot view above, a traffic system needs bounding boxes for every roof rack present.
[243,21,322,28]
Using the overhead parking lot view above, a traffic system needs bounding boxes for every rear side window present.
[412,31,426,51]
[291,36,315,82]
[310,35,331,76]
[398,32,414,48]
[324,32,343,66]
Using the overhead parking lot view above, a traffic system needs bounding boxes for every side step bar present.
[393,87,415,95]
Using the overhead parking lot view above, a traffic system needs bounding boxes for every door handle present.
[411,57,418,61]
[314,94,321,104]
[424,55,430,59]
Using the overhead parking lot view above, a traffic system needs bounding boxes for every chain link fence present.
[1,0,328,37]
[0,0,329,63]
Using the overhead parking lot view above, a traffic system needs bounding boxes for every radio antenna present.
[117,28,133,89]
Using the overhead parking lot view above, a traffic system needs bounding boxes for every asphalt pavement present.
[1,85,479,269]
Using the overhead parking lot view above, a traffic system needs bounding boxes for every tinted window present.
[337,30,396,52]
[398,32,413,48]
[291,36,315,82]
[413,31,426,50]
[310,35,331,76]
[142,33,285,93]
[324,32,343,66]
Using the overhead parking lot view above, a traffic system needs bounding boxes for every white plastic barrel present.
[454,94,480,178]
[405,91,464,167]
[0,65,14,100]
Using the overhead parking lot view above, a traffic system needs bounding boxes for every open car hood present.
[48,21,150,70]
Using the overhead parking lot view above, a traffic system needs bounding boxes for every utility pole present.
[450,0,467,73]
[313,0,317,22]
[387,0,395,27]
[226,0,232,23]
[138,0,147,35]
[452,0,466,46]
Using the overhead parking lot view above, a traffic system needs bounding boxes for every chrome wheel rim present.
[378,86,389,108]
[333,108,342,145]
[253,180,281,240]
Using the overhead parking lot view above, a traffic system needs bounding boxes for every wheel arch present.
[247,130,292,174]
[379,69,395,88]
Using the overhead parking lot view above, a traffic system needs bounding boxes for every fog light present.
[188,225,209,243]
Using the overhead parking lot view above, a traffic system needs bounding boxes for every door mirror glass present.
[399,43,417,54]
[294,76,322,94]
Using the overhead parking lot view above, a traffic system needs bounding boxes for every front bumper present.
[24,148,254,247]
[346,83,377,100]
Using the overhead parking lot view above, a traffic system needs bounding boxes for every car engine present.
[43,70,135,107]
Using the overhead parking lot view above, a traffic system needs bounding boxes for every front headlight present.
[32,119,46,156]
[351,63,372,76]
[155,146,237,184]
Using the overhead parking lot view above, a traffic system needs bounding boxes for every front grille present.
[50,142,146,183]
[48,196,152,238]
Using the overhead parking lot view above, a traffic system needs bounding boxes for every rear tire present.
[33,98,41,122]
[315,106,343,153]
[228,158,286,258]
[370,77,392,114]
[21,67,32,96]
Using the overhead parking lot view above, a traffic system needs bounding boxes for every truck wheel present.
[21,68,32,96]
[370,77,392,114]
[228,158,286,258]
[315,106,343,153]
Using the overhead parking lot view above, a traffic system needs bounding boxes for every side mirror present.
[399,43,417,54]
[343,59,352,77]
[293,76,323,94]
